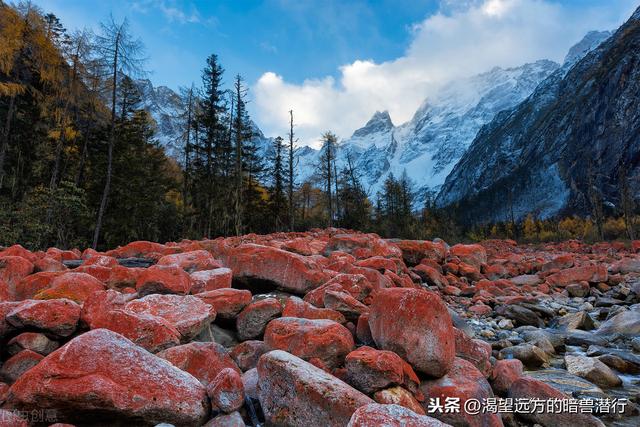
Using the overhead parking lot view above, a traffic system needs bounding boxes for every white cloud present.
[131,0,203,25]
[253,0,638,147]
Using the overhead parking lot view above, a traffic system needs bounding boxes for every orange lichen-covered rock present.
[368,288,455,378]
[126,294,215,341]
[257,350,373,427]
[6,299,80,337]
[236,297,282,341]
[348,403,449,427]
[158,342,240,385]
[449,244,487,269]
[225,244,329,294]
[0,256,34,288]
[106,240,170,258]
[546,265,608,287]
[34,272,106,303]
[1,349,44,383]
[372,387,426,415]
[157,250,222,273]
[509,377,605,427]
[81,290,180,353]
[190,268,232,294]
[194,288,252,320]
[207,367,244,413]
[229,340,268,372]
[6,329,209,426]
[420,358,503,427]
[264,317,354,369]
[136,264,192,296]
[454,327,492,377]
[343,346,405,394]
[282,296,346,323]
[392,239,447,265]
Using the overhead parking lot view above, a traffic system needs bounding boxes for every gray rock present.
[564,355,622,388]
[586,346,640,374]
[498,344,550,368]
[526,369,609,400]
[521,329,565,351]
[596,304,640,337]
[556,311,596,331]
[564,330,609,347]
[495,305,543,327]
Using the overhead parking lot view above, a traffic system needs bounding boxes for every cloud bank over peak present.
[253,0,637,147]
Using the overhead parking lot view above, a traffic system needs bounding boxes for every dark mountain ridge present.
[436,7,640,224]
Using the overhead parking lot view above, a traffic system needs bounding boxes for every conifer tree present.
[318,131,337,227]
[269,136,287,230]
[92,16,145,249]
[287,110,297,231]
[194,54,226,237]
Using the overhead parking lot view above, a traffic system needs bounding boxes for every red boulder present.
[136,265,192,296]
[343,346,405,394]
[34,272,106,303]
[0,350,44,383]
[449,244,487,269]
[420,357,502,427]
[195,288,252,320]
[126,294,215,341]
[157,250,222,273]
[6,329,209,426]
[348,403,450,427]
[158,342,240,385]
[0,256,34,288]
[368,288,455,378]
[207,368,244,413]
[190,268,232,294]
[257,350,374,427]
[282,296,346,323]
[236,297,282,341]
[6,299,81,337]
[225,244,329,294]
[263,317,354,369]
[490,359,523,395]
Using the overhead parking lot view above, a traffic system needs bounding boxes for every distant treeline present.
[0,2,632,250]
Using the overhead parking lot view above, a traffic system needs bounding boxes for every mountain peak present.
[351,110,394,138]
[563,30,611,66]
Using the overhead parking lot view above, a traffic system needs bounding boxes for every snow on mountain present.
[435,26,618,223]
[139,30,611,210]
[135,79,184,159]
[293,59,560,202]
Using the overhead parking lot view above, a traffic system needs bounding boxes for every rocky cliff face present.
[435,22,629,223]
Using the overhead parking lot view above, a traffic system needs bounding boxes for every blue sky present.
[37,0,440,87]
[36,0,639,145]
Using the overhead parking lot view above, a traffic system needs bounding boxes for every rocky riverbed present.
[0,230,639,426]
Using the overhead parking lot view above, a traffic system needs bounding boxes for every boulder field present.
[0,230,639,426]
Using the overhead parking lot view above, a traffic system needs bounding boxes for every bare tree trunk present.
[93,31,120,249]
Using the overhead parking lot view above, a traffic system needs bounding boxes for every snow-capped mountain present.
[139,29,614,213]
[293,59,560,200]
[135,79,185,159]
[436,18,632,224]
